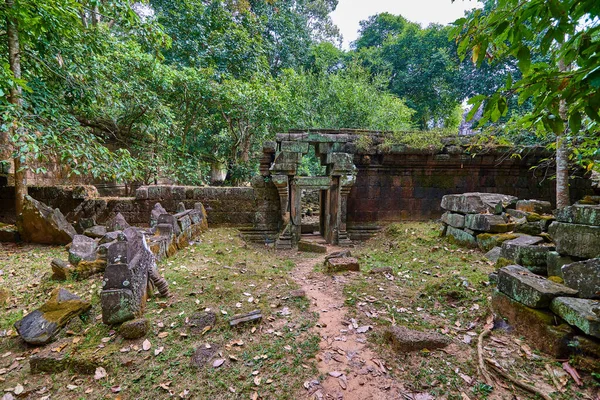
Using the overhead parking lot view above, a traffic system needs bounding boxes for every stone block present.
[555,204,600,226]
[465,213,514,233]
[548,222,600,259]
[440,192,517,215]
[0,224,19,242]
[29,338,104,374]
[497,265,578,308]
[147,186,161,200]
[516,200,552,214]
[499,235,543,261]
[119,318,150,339]
[546,251,574,279]
[385,326,450,353]
[484,247,502,263]
[325,257,360,272]
[298,240,327,253]
[135,187,148,200]
[551,297,600,339]
[105,213,130,232]
[562,258,600,299]
[17,195,76,245]
[84,225,106,239]
[492,291,575,358]
[445,226,477,248]
[15,288,91,345]
[440,212,465,228]
[150,203,167,227]
[68,235,98,266]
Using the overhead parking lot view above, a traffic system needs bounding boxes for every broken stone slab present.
[15,288,91,345]
[484,247,502,263]
[515,221,545,236]
[325,250,352,260]
[548,222,600,259]
[385,326,451,352]
[445,226,477,248]
[17,195,76,245]
[440,193,517,215]
[230,310,262,327]
[440,212,465,228]
[325,257,360,272]
[119,318,150,339]
[499,235,544,262]
[176,202,186,213]
[150,203,168,227]
[29,338,104,374]
[464,214,514,233]
[68,234,98,266]
[516,244,555,274]
[105,213,130,232]
[562,258,600,299]
[189,311,217,334]
[298,240,327,253]
[476,232,520,252]
[83,225,107,239]
[516,200,552,214]
[497,265,578,308]
[99,231,120,245]
[546,251,575,279]
[551,297,600,339]
[191,344,219,368]
[51,258,74,281]
[492,291,575,358]
[555,204,600,226]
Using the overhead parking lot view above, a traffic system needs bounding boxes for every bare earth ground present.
[1,223,599,399]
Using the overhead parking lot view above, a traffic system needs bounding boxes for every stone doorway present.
[266,131,358,249]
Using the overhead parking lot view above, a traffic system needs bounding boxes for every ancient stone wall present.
[0,180,280,233]
[346,145,594,240]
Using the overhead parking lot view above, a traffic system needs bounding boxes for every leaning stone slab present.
[465,214,513,233]
[440,212,465,228]
[17,195,76,245]
[445,226,477,248]
[150,203,168,227]
[15,288,91,345]
[548,222,600,259]
[492,291,574,358]
[497,265,578,308]
[385,326,451,352]
[516,200,552,214]
[484,247,502,263]
[83,225,107,239]
[562,258,600,299]
[499,235,544,261]
[441,193,517,215]
[325,257,360,272]
[68,234,98,266]
[105,213,130,232]
[51,258,74,281]
[551,297,600,339]
[555,204,600,226]
[298,240,327,253]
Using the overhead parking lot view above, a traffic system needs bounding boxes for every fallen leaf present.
[14,384,24,395]
[159,382,171,390]
[356,326,372,334]
[111,385,121,393]
[213,359,225,368]
[142,339,152,351]
[94,367,107,380]
[254,376,261,386]
[66,384,78,390]
[158,332,169,339]
[328,371,343,378]
[154,347,164,356]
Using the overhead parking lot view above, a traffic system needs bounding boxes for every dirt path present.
[290,247,405,400]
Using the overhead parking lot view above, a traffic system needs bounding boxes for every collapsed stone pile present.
[14,197,209,347]
[441,192,600,367]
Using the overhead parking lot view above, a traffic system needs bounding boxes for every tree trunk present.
[556,59,570,209]
[6,0,27,215]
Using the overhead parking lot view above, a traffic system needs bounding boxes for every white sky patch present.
[331,0,482,49]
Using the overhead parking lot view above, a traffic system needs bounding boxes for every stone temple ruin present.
[1,130,598,359]
[439,192,600,361]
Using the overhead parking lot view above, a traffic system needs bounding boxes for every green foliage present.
[452,0,600,171]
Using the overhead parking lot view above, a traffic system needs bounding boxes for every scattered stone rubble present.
[441,192,600,365]
[17,195,76,245]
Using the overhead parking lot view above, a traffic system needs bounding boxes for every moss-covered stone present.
[495,257,513,269]
[548,222,600,259]
[550,297,600,339]
[492,291,574,358]
[119,318,150,339]
[445,226,477,248]
[476,232,519,252]
[497,265,578,308]
[29,338,105,374]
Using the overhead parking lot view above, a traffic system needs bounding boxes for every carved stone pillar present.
[271,175,292,249]
[338,173,356,246]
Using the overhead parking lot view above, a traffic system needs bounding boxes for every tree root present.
[477,328,494,385]
[485,358,553,400]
